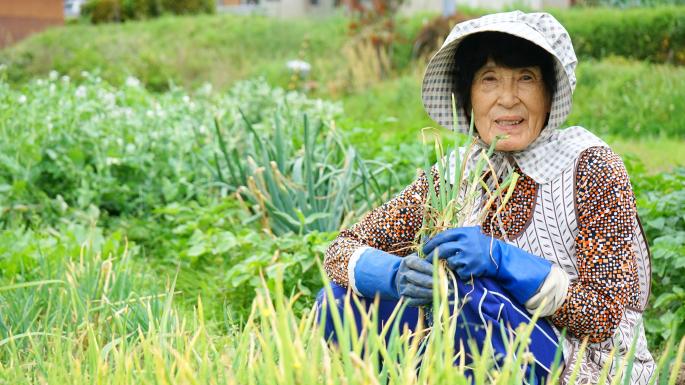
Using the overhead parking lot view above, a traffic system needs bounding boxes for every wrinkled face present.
[470,59,552,152]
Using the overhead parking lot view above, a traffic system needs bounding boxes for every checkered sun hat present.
[424,11,608,184]
[422,11,577,133]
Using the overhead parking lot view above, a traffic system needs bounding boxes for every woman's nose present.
[497,79,520,107]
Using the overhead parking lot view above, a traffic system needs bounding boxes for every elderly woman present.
[316,11,654,385]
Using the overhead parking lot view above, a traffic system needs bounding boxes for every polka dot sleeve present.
[550,147,641,343]
[323,171,430,287]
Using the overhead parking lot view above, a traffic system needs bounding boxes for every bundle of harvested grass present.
[413,96,520,325]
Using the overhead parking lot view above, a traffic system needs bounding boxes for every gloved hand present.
[422,226,552,304]
[353,248,434,306]
[394,253,434,306]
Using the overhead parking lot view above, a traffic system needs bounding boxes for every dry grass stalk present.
[342,37,392,92]
[412,95,520,328]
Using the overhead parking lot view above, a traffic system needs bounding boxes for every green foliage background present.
[0,6,684,378]
[2,7,685,89]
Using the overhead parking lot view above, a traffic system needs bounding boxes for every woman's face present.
[470,59,552,152]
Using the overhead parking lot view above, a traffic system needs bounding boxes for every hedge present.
[552,6,685,65]
[81,0,215,23]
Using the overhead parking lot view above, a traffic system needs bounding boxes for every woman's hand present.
[353,249,433,306]
[422,226,500,278]
[394,253,434,306]
[422,226,552,304]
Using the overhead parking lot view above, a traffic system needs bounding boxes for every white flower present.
[61,75,70,83]
[49,84,56,94]
[75,86,87,98]
[49,70,59,80]
[125,76,141,88]
[146,110,154,118]
[80,70,90,78]
[17,95,27,104]
[182,95,190,104]
[286,59,311,76]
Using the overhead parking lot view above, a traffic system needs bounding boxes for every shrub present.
[119,0,165,20]
[552,6,685,65]
[82,0,215,23]
[161,0,215,15]
[82,0,122,23]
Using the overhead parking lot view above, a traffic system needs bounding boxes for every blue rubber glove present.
[422,226,552,304]
[354,248,434,306]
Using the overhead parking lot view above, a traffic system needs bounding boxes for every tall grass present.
[0,65,683,383]
[1,237,683,384]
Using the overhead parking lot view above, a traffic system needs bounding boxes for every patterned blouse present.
[323,146,642,343]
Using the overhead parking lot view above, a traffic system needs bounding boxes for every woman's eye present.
[482,75,498,83]
[520,74,535,82]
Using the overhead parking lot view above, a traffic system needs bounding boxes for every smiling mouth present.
[495,119,523,126]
